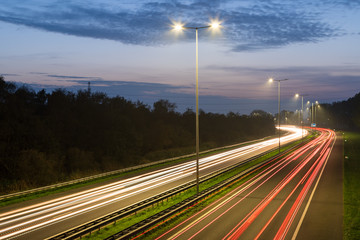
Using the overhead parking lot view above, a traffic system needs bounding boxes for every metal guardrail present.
[0,137,268,201]
[47,138,311,240]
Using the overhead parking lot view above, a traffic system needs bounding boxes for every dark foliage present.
[0,77,275,193]
[314,93,360,131]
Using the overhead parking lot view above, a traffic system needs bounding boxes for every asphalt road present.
[294,132,343,240]
[155,128,339,240]
[0,126,303,240]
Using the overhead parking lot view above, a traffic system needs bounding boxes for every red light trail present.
[156,128,336,240]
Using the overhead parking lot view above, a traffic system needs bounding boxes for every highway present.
[155,128,337,240]
[0,126,304,240]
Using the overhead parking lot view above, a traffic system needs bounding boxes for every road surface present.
[294,132,343,239]
[0,126,304,240]
[155,128,339,240]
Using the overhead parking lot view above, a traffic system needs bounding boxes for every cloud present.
[20,78,281,114]
[19,65,360,104]
[29,78,192,96]
[15,67,360,114]
[29,72,48,75]
[0,0,342,51]
[0,73,21,77]
[47,74,103,81]
[225,9,335,51]
[204,64,360,100]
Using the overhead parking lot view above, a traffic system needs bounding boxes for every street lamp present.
[306,101,310,126]
[306,100,318,128]
[294,109,299,126]
[173,20,221,194]
[295,93,308,140]
[311,102,314,127]
[315,101,319,129]
[269,78,288,153]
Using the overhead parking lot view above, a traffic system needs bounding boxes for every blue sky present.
[1,0,359,113]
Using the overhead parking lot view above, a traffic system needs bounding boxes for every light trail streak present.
[291,133,336,240]
[225,129,334,240]
[0,126,303,239]
[154,128,335,240]
[254,131,335,240]
[169,135,320,240]
[155,151,290,240]
[167,156,290,240]
[0,172,190,240]
[155,129,314,240]
[274,131,335,240]
[274,150,329,240]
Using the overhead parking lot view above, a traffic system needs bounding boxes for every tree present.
[0,77,278,193]
[153,99,177,114]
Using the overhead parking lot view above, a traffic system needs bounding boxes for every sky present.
[1,0,360,114]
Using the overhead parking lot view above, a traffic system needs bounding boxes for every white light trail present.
[0,126,304,239]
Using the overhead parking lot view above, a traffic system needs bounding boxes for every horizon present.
[3,77,357,115]
[1,0,360,114]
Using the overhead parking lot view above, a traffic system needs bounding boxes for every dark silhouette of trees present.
[0,77,275,193]
[314,93,360,131]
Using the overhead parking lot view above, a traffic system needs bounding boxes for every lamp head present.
[210,22,220,29]
[174,24,183,31]
[268,78,274,83]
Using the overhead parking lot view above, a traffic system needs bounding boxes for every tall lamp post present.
[295,93,308,140]
[311,102,314,128]
[315,100,319,129]
[269,78,288,153]
[173,21,220,194]
[306,100,310,126]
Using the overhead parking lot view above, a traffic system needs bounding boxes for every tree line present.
[315,92,360,131]
[266,91,360,132]
[0,77,275,193]
[277,92,360,131]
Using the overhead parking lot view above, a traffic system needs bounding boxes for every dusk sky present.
[1,0,359,114]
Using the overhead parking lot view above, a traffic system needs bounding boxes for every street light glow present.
[268,78,274,83]
[295,93,299,98]
[210,22,220,29]
[173,24,183,31]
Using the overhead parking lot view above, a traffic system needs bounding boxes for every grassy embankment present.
[343,132,360,240]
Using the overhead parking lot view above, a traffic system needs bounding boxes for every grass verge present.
[343,131,360,240]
